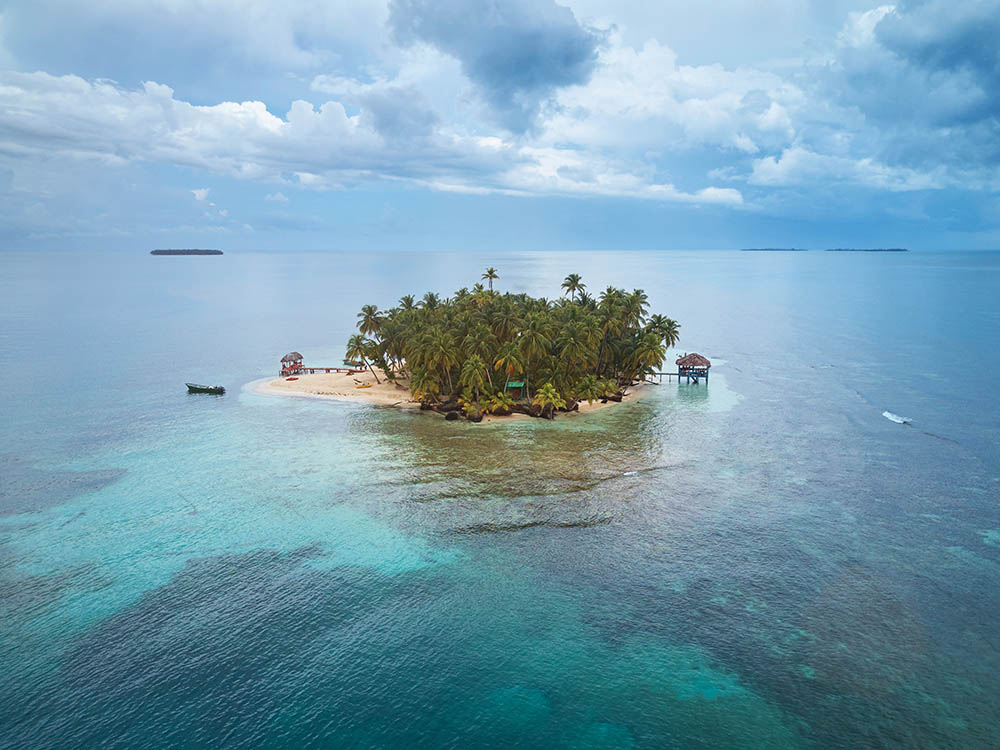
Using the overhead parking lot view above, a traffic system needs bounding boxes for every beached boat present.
[186,383,225,395]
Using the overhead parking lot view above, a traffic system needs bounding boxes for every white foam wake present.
[882,411,911,424]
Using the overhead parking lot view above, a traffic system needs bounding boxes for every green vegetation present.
[345,269,680,420]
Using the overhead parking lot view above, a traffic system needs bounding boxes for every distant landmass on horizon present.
[740,248,908,252]
[150,249,223,256]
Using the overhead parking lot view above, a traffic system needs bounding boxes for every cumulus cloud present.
[388,0,601,132]
[539,34,803,156]
[749,146,945,191]
[836,4,896,48]
[310,55,453,142]
[0,71,507,186]
[423,144,744,204]
[496,145,743,203]
[0,70,739,204]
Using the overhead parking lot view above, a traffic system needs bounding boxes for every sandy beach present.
[253,369,652,420]
[254,369,419,407]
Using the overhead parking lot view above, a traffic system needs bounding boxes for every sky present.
[0,0,997,251]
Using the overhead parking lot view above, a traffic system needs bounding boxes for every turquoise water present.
[1,250,998,748]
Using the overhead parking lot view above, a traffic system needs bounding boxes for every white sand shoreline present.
[251,370,653,421]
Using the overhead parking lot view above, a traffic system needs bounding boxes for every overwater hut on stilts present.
[675,353,711,384]
[279,351,303,376]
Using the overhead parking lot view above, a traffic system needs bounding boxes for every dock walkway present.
[651,370,709,384]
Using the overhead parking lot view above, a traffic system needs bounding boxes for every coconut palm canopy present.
[344,272,682,414]
[280,351,303,363]
[676,353,711,368]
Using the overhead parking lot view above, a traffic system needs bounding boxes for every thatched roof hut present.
[675,353,711,369]
[281,351,303,363]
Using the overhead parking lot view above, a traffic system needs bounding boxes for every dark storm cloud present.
[388,0,601,132]
[876,0,1000,125]
[356,87,441,140]
[823,0,1000,173]
[877,0,1000,83]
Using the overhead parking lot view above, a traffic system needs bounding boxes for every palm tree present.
[427,328,457,394]
[421,292,440,310]
[470,283,489,309]
[481,267,499,292]
[561,273,585,301]
[646,314,681,349]
[625,289,649,328]
[598,378,618,397]
[558,320,593,376]
[536,356,563,393]
[459,354,488,403]
[595,287,625,376]
[662,318,681,349]
[488,390,516,415]
[489,302,520,342]
[574,373,602,404]
[494,341,525,389]
[519,313,551,398]
[532,382,566,418]
[462,323,495,386]
[346,334,381,384]
[357,304,382,339]
[377,318,403,376]
[399,295,416,310]
[631,332,666,380]
[410,368,439,404]
[646,314,668,340]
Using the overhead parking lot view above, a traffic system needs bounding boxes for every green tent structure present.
[505,380,525,398]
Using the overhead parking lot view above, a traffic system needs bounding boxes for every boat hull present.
[186,383,225,395]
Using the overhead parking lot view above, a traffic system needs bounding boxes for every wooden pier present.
[279,351,364,377]
[299,366,364,375]
[652,370,708,384]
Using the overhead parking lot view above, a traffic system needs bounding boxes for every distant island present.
[258,269,682,422]
[150,249,223,256]
[740,253,912,256]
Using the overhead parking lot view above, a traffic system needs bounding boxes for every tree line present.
[345,268,680,418]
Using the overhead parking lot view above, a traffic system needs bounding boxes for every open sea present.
[1,249,998,749]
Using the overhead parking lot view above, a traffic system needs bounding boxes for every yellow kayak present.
[355,383,373,389]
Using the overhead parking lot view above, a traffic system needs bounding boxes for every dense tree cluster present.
[345,269,680,420]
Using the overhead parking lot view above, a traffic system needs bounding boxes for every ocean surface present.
[1,249,998,749]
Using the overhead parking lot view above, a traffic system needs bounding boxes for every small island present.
[258,269,682,422]
[150,249,224,255]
